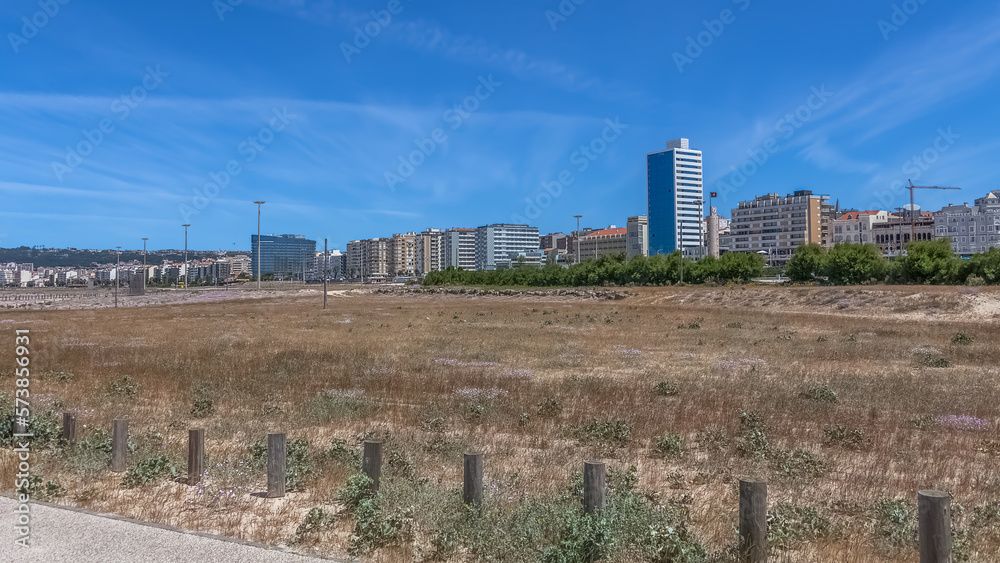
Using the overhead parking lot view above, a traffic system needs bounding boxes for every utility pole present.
[573,215,582,265]
[254,201,265,290]
[679,220,684,284]
[182,224,190,289]
[142,237,148,290]
[323,238,328,310]
[115,246,121,308]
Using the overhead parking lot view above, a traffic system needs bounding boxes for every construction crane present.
[906,180,960,243]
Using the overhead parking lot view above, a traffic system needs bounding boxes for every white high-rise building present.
[647,138,704,256]
[475,224,540,270]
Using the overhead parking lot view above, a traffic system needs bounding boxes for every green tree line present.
[786,239,1000,285]
[422,252,765,287]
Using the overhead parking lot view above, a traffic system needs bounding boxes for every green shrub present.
[737,411,769,458]
[872,498,916,552]
[653,433,685,458]
[190,384,214,418]
[824,425,870,450]
[537,397,563,418]
[107,375,139,398]
[824,243,886,284]
[654,381,680,396]
[122,454,177,488]
[770,449,826,480]
[921,354,951,368]
[305,390,375,420]
[0,406,60,449]
[322,438,361,466]
[17,475,66,501]
[573,419,633,447]
[787,243,827,282]
[951,332,974,345]
[339,473,375,513]
[768,503,833,549]
[801,385,838,404]
[290,507,335,545]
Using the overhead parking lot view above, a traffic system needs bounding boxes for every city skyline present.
[3,1,1000,250]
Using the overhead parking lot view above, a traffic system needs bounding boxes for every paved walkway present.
[0,496,349,562]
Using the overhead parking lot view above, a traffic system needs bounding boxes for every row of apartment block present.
[345,224,539,281]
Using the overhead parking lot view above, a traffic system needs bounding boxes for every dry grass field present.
[2,284,1000,561]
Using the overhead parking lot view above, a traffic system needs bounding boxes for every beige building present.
[415,229,444,275]
[828,210,889,247]
[578,227,627,261]
[730,190,833,265]
[346,238,391,282]
[389,232,417,276]
[626,216,648,260]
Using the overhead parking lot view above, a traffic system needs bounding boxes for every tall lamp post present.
[254,201,265,289]
[573,215,582,265]
[115,246,121,308]
[182,224,190,289]
[694,199,705,259]
[142,237,148,289]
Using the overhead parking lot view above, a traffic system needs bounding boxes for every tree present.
[959,247,1000,285]
[824,243,886,285]
[786,244,827,282]
[889,239,958,284]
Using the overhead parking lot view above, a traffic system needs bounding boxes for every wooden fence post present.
[267,433,286,498]
[111,419,128,472]
[463,453,484,506]
[188,429,205,484]
[739,479,768,563]
[918,490,951,563]
[62,412,77,446]
[363,441,383,493]
[583,461,606,515]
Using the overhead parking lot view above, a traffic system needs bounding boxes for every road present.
[0,496,349,562]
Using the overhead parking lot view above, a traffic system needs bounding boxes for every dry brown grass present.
[2,284,1000,561]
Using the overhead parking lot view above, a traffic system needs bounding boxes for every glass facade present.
[250,234,317,280]
[647,151,678,255]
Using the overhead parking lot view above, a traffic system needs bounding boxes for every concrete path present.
[0,496,350,562]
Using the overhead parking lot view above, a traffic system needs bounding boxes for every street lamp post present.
[254,201,265,289]
[115,246,121,308]
[573,215,582,265]
[142,237,148,289]
[182,224,190,289]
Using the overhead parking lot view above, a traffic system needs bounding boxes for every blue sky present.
[2,0,1000,251]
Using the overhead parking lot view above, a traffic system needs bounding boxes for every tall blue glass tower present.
[647,139,704,256]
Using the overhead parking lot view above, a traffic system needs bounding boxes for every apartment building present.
[475,224,540,270]
[578,227,627,261]
[415,229,445,275]
[626,216,648,260]
[729,190,833,265]
[828,210,889,247]
[647,138,703,256]
[389,232,417,276]
[934,192,1000,256]
[346,238,391,282]
[873,211,936,256]
[443,228,476,270]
